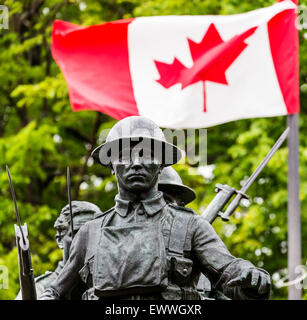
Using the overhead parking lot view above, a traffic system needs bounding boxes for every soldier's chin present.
[128,181,149,191]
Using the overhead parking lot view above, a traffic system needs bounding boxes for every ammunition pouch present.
[168,255,193,287]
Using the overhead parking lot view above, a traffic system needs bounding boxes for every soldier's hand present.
[226,268,271,295]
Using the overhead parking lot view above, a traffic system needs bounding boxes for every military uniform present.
[41,192,269,300]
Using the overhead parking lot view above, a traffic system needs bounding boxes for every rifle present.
[6,165,37,300]
[201,127,289,224]
[66,167,74,240]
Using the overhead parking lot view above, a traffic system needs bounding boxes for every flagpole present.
[287,113,302,300]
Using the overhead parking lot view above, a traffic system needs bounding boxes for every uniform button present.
[137,209,144,215]
[135,204,145,215]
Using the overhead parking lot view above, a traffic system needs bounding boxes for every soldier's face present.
[54,215,69,250]
[112,146,162,192]
[163,192,184,206]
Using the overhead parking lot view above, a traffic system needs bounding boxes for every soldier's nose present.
[131,157,143,170]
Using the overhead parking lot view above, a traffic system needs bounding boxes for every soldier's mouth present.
[127,173,146,180]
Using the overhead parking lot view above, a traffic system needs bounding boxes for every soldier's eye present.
[117,148,131,163]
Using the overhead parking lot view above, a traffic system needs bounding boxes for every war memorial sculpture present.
[31,116,272,300]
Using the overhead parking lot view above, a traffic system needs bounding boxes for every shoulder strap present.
[169,203,195,215]
[94,206,114,219]
[94,207,117,229]
[167,206,194,256]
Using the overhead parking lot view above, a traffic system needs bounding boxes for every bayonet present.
[67,167,74,239]
[6,165,26,244]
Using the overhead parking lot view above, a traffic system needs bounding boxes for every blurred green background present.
[0,0,306,300]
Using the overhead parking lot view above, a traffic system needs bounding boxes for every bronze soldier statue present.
[16,201,101,299]
[41,116,271,300]
[158,166,196,207]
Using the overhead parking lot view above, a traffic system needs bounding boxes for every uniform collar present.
[114,191,166,217]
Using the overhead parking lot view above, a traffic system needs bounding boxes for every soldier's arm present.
[190,215,270,300]
[40,223,88,300]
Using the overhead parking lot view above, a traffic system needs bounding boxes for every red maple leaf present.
[154,24,258,112]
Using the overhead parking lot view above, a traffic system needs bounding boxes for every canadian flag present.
[52,0,299,129]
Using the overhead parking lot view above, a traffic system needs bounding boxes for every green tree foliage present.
[0,0,306,300]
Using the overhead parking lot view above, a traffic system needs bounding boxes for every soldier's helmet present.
[158,167,196,205]
[54,201,102,232]
[91,116,182,167]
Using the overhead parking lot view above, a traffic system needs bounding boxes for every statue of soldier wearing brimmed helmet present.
[158,166,196,206]
[16,201,101,300]
[41,116,271,300]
